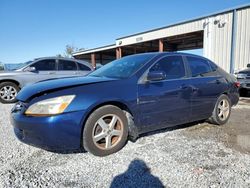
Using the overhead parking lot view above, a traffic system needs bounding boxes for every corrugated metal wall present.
[234,8,250,72]
[203,12,233,72]
[201,7,250,73]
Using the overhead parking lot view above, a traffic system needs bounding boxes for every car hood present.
[238,68,250,74]
[17,76,118,102]
[0,71,20,76]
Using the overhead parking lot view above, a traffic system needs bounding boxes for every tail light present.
[234,82,241,88]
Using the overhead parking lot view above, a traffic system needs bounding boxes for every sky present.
[0,0,249,64]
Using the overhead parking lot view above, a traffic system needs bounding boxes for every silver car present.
[235,63,250,96]
[0,57,93,103]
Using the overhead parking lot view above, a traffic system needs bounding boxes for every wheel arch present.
[0,79,21,88]
[80,101,138,148]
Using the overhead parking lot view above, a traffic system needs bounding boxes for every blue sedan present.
[11,53,239,156]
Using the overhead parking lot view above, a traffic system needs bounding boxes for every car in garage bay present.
[235,64,250,96]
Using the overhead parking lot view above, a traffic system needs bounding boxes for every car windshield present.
[89,54,155,79]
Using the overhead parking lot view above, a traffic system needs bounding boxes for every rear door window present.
[32,59,56,71]
[150,55,186,80]
[78,63,91,71]
[186,56,213,77]
[58,60,77,71]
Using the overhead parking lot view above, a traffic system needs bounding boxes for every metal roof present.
[73,3,250,56]
[73,44,116,56]
[117,3,250,40]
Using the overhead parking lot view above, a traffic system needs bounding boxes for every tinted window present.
[32,60,56,71]
[58,60,77,71]
[187,56,212,77]
[78,63,91,71]
[89,54,155,79]
[150,56,185,79]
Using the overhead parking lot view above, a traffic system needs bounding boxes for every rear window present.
[58,60,77,71]
[78,63,91,71]
[187,56,213,77]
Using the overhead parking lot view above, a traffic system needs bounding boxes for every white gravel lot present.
[0,102,250,188]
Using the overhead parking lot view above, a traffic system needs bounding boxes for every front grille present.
[246,84,250,87]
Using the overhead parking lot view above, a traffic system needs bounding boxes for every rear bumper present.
[229,92,240,106]
[238,79,250,90]
[11,110,86,151]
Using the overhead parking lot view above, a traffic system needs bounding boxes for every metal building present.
[73,4,250,73]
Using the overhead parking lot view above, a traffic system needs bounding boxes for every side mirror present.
[247,64,250,68]
[25,66,36,72]
[147,71,166,81]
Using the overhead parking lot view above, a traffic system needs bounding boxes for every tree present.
[64,45,79,58]
[57,45,85,58]
[0,62,4,71]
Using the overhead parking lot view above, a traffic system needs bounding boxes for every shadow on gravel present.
[110,159,164,188]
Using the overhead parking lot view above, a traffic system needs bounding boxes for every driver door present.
[21,59,57,86]
[137,55,192,132]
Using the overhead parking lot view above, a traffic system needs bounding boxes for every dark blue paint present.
[11,52,239,151]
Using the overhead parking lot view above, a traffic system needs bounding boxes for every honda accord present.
[11,53,239,156]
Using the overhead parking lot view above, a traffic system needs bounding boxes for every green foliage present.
[0,63,4,71]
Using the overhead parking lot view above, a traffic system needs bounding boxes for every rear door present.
[185,55,228,121]
[57,59,79,78]
[137,55,192,132]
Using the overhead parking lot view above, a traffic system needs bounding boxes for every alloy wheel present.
[92,114,124,150]
[0,86,17,101]
[217,99,230,121]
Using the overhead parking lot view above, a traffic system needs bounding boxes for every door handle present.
[192,87,199,92]
[180,85,198,92]
[48,72,56,75]
[216,79,221,84]
[180,85,190,90]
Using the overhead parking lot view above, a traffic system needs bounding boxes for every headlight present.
[25,95,75,116]
[236,73,247,79]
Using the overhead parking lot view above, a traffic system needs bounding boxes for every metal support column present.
[230,9,237,74]
[91,53,96,69]
[159,39,164,52]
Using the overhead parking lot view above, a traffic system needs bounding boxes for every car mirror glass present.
[25,66,36,72]
[147,71,166,81]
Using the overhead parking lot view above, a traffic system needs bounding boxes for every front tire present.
[0,82,20,104]
[208,94,231,125]
[83,105,128,156]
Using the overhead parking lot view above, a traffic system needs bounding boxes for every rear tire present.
[0,82,20,104]
[83,105,128,156]
[208,94,231,125]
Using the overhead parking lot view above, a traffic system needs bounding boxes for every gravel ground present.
[0,99,250,188]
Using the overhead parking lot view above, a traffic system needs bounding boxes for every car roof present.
[34,56,82,61]
[32,57,92,67]
[128,52,211,61]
